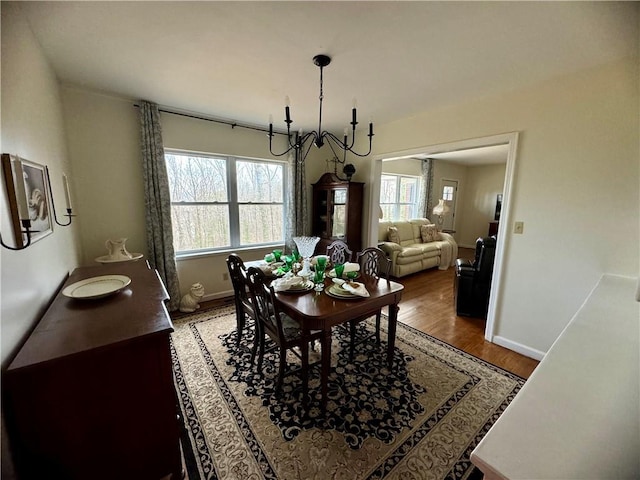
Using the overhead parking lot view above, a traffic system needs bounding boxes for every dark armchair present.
[454,236,497,318]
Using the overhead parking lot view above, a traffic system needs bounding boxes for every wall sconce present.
[46,167,76,226]
[1,154,75,251]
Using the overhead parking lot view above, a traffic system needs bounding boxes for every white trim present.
[368,132,520,346]
[492,335,546,361]
[201,289,235,302]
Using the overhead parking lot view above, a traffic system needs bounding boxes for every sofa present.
[378,218,458,278]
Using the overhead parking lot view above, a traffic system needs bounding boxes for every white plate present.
[95,253,143,264]
[62,275,132,300]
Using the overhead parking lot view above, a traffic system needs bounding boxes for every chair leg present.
[250,326,261,366]
[256,330,265,375]
[301,341,309,401]
[236,308,245,346]
[375,312,381,344]
[349,319,357,360]
[276,346,287,392]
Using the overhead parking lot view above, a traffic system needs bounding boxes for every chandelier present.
[268,54,374,165]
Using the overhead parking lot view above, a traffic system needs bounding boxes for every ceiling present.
[16,2,637,139]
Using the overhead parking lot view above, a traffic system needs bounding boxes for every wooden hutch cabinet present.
[312,172,364,254]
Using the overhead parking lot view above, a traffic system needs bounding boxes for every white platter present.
[95,253,144,264]
[62,275,132,300]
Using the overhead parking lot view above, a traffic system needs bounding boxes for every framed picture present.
[2,154,53,247]
[494,194,503,221]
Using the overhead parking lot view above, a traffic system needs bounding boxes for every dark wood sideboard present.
[4,261,182,480]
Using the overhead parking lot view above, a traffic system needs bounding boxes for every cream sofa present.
[378,218,458,278]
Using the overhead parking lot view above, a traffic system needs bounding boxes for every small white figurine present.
[179,283,205,313]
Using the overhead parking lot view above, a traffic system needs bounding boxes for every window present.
[379,174,419,221]
[165,150,286,254]
[442,185,454,201]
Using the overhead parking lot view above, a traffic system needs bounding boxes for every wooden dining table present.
[245,260,404,408]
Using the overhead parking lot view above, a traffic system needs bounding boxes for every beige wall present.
[4,4,637,364]
[456,163,506,247]
[369,57,639,356]
[0,3,81,366]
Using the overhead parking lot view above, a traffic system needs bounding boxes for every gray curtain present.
[286,147,308,250]
[139,100,181,311]
[418,158,434,219]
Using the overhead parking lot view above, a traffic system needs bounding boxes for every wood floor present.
[198,248,539,379]
[391,248,539,379]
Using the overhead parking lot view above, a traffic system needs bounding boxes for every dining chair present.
[347,247,392,359]
[326,239,353,265]
[226,254,257,353]
[245,267,323,398]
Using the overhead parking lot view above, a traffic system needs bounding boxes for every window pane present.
[166,154,227,202]
[239,205,283,244]
[333,205,346,238]
[381,204,394,221]
[399,177,417,203]
[171,204,230,251]
[443,186,454,201]
[398,204,414,220]
[237,161,283,203]
[380,175,397,203]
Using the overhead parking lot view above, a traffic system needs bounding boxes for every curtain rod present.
[133,103,286,136]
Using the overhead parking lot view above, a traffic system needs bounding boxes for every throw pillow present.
[420,224,439,243]
[387,226,401,244]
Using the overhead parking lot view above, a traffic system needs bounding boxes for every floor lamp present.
[432,199,450,230]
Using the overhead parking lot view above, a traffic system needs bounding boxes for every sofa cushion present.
[387,226,400,244]
[420,223,439,243]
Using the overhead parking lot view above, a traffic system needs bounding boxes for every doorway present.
[367,132,519,342]
[439,179,458,232]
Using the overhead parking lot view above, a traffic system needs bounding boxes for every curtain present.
[417,158,434,220]
[285,147,308,250]
[139,100,181,311]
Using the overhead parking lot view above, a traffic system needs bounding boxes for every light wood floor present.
[199,248,539,379]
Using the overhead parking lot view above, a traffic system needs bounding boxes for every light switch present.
[514,221,524,234]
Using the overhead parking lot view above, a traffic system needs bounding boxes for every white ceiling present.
[16,1,638,140]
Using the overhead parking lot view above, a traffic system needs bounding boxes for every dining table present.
[245,259,404,409]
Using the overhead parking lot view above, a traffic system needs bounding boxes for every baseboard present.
[201,289,234,302]
[492,335,546,361]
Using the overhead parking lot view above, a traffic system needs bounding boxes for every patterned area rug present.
[171,305,525,480]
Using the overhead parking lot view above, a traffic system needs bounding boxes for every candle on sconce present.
[11,158,30,220]
[62,173,72,209]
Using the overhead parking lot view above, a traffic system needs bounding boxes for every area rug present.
[170,304,525,480]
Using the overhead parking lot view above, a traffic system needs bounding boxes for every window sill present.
[175,244,284,262]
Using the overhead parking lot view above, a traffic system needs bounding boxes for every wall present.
[61,93,330,299]
[58,34,638,359]
[367,56,639,356]
[0,3,80,367]
[456,163,506,247]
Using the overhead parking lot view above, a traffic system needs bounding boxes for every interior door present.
[440,179,458,231]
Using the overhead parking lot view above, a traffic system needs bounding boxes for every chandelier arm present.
[325,137,347,165]
[269,134,297,157]
[324,131,373,158]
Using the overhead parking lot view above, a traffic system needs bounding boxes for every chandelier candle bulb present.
[11,158,29,221]
[62,173,72,209]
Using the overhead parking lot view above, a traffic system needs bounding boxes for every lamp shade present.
[432,199,450,216]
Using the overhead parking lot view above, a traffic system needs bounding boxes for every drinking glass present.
[334,263,345,279]
[313,269,325,291]
[316,256,327,272]
[272,249,283,262]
